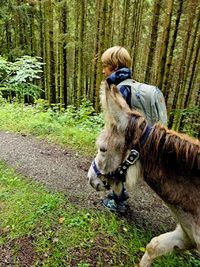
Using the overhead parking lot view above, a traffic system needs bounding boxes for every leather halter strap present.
[92,125,152,181]
[92,149,139,181]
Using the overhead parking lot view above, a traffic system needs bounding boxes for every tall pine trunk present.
[39,0,45,98]
[162,0,183,104]
[59,1,68,107]
[43,1,50,102]
[120,0,130,46]
[156,0,174,90]
[130,0,144,77]
[95,0,107,111]
[145,0,161,84]
[77,0,86,105]
[90,0,102,108]
[179,34,200,131]
[48,0,56,104]
[169,1,198,130]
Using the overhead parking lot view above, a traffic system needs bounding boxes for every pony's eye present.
[100,147,107,152]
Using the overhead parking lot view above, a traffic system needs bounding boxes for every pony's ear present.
[110,84,132,112]
[100,81,131,130]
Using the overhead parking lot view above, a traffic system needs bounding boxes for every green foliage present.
[0,55,44,102]
[77,264,90,267]
[181,106,200,137]
[34,98,49,111]
[54,98,104,132]
[34,98,104,131]
[170,106,200,137]
[9,55,44,83]
[0,56,12,80]
[76,99,104,131]
[0,91,6,104]
[78,99,95,122]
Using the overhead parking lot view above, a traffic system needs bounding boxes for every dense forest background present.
[0,0,199,136]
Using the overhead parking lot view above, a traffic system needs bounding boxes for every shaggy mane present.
[143,123,200,174]
[123,110,200,214]
[124,109,200,175]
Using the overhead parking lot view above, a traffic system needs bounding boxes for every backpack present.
[118,79,168,126]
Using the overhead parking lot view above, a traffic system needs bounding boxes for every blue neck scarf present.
[106,67,132,86]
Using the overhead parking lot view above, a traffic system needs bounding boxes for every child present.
[100,46,133,213]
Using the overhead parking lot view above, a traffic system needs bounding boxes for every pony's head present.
[88,81,145,192]
[87,126,143,193]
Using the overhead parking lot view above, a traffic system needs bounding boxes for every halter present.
[92,125,152,181]
[92,149,139,182]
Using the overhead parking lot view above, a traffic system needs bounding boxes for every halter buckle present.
[125,149,139,164]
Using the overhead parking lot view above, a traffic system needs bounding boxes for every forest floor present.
[0,131,176,266]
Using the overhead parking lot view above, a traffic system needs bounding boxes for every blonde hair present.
[101,46,132,70]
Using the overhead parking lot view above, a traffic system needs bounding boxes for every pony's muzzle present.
[89,178,107,191]
[87,165,107,191]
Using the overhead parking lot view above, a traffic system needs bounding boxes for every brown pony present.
[88,81,200,267]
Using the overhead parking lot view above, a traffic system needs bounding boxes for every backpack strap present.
[117,78,135,87]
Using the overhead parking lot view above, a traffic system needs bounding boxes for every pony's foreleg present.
[111,160,141,197]
[138,224,193,267]
[126,160,142,191]
[110,181,124,196]
[193,224,200,256]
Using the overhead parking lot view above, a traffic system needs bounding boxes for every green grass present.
[0,162,142,266]
[0,162,199,266]
[0,102,101,156]
[0,103,199,266]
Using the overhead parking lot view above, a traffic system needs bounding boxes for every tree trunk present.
[16,0,25,50]
[156,0,174,90]
[90,0,101,108]
[169,1,198,130]
[29,4,36,56]
[59,1,68,107]
[77,0,86,105]
[162,0,183,103]
[130,0,144,76]
[105,0,114,48]
[120,0,130,46]
[145,0,162,84]
[39,0,45,98]
[43,0,50,101]
[95,0,107,111]
[5,21,12,60]
[182,8,200,107]
[48,0,56,104]
[179,34,200,131]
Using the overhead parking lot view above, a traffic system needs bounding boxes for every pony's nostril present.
[100,147,107,152]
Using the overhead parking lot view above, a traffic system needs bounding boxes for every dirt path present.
[0,131,175,232]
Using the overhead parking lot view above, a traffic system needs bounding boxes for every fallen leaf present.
[58,217,65,224]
